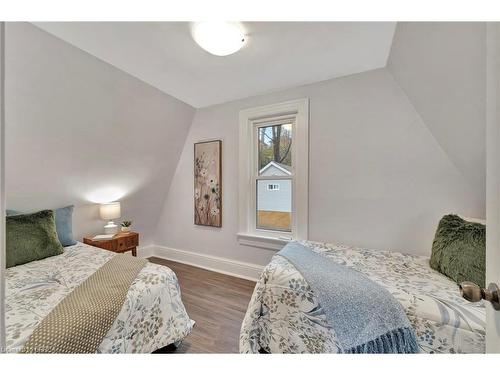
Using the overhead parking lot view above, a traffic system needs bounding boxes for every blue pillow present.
[54,205,77,247]
[6,205,77,247]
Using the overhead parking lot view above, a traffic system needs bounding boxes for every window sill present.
[237,233,291,251]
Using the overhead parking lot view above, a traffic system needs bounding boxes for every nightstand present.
[83,232,139,257]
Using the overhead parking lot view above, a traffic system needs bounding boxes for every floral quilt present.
[240,240,485,354]
[6,242,194,353]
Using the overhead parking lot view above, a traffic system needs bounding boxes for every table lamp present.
[100,202,121,235]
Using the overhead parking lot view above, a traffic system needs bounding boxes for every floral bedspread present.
[6,242,194,353]
[240,241,485,354]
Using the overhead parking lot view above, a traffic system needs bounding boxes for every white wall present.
[154,68,484,266]
[5,23,195,245]
[388,22,486,210]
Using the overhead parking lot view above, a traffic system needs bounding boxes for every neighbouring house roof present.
[259,161,292,176]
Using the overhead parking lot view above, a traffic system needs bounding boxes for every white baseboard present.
[139,245,264,282]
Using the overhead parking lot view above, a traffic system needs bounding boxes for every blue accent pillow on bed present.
[54,205,77,247]
[6,205,77,247]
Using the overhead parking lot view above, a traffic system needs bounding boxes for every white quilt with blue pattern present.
[240,240,485,354]
[6,242,194,353]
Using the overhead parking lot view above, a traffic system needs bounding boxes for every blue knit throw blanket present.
[278,242,420,354]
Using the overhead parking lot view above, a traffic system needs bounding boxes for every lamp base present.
[104,221,118,235]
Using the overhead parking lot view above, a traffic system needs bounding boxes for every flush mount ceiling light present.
[191,22,246,56]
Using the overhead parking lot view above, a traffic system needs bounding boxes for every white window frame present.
[238,98,309,250]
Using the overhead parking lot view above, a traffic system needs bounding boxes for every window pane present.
[256,179,291,232]
[258,123,292,176]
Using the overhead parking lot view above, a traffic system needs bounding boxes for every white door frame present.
[486,22,500,353]
[0,21,6,353]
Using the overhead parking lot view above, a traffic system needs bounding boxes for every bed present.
[240,240,485,354]
[5,242,194,353]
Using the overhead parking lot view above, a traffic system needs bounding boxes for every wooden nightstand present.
[83,232,139,257]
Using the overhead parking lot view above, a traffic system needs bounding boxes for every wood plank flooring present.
[149,257,256,353]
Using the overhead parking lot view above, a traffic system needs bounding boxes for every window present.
[238,98,309,249]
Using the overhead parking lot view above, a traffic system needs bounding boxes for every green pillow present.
[430,214,485,287]
[6,209,64,268]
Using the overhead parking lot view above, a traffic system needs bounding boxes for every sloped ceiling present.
[5,23,196,243]
[33,22,396,108]
[387,22,486,209]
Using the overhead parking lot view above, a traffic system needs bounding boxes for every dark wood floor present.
[149,257,256,353]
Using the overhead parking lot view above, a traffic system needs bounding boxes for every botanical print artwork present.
[194,140,222,227]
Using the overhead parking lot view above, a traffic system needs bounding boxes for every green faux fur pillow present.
[6,209,64,268]
[430,214,485,287]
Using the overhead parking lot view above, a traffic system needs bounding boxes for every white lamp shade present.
[100,202,121,220]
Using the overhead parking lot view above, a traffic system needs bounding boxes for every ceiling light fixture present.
[191,22,246,56]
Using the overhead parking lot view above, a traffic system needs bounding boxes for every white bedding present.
[5,242,194,353]
[240,240,485,354]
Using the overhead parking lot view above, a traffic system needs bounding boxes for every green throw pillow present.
[430,214,485,287]
[6,209,64,268]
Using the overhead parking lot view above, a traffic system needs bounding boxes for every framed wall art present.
[194,140,222,227]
